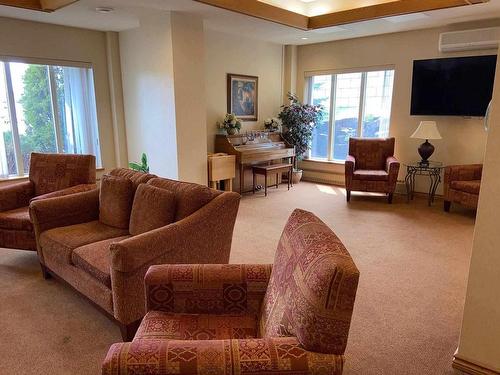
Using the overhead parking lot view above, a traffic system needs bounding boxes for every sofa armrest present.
[145,263,272,315]
[110,192,241,325]
[345,155,356,189]
[102,337,344,375]
[30,183,97,203]
[29,188,100,235]
[0,180,34,212]
[386,156,400,188]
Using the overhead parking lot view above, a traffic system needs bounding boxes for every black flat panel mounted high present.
[410,55,497,117]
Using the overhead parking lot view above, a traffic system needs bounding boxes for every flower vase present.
[227,128,238,135]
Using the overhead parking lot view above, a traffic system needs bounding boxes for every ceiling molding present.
[0,0,77,12]
[195,0,489,30]
[194,0,309,30]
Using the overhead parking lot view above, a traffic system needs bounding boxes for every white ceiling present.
[0,0,499,45]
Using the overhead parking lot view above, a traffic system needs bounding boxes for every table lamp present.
[411,121,442,165]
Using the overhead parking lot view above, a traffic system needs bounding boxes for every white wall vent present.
[439,27,500,53]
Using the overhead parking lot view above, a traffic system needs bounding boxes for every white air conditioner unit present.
[439,27,500,53]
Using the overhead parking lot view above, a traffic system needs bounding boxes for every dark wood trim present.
[194,0,309,30]
[0,0,77,12]
[227,73,258,122]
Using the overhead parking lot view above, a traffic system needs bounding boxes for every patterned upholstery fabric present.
[109,168,156,189]
[345,138,400,198]
[145,264,272,315]
[39,221,129,265]
[102,209,359,375]
[148,177,222,221]
[72,235,131,287]
[135,311,257,340]
[0,207,32,231]
[0,153,96,251]
[103,337,344,375]
[444,164,482,210]
[29,153,96,196]
[260,209,359,355]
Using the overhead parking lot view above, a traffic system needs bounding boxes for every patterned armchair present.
[0,153,96,250]
[102,209,360,375]
[345,137,400,203]
[444,164,482,212]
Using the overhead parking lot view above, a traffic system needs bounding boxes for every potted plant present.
[264,117,281,132]
[218,113,242,135]
[129,153,150,173]
[278,93,324,183]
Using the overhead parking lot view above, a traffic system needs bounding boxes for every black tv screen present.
[411,55,497,117]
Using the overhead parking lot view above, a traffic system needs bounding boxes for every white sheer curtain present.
[63,67,102,166]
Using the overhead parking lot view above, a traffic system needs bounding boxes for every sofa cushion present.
[0,206,32,231]
[148,178,220,221]
[135,310,257,340]
[39,220,129,265]
[72,235,130,288]
[450,180,481,195]
[129,184,176,236]
[99,175,134,229]
[109,168,156,189]
[353,169,389,181]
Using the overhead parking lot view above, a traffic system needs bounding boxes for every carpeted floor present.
[0,182,475,375]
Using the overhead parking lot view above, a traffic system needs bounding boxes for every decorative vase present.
[227,128,238,135]
[292,169,303,184]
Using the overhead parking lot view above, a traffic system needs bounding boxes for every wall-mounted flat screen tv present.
[410,55,497,117]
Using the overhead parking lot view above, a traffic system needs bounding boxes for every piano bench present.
[252,163,293,197]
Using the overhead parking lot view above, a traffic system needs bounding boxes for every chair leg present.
[118,319,142,341]
[346,190,351,202]
[444,200,451,212]
[388,193,394,204]
[40,263,51,280]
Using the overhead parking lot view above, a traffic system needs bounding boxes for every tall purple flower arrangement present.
[278,93,324,169]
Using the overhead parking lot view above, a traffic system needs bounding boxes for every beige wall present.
[119,13,178,179]
[0,17,121,180]
[205,30,284,152]
[171,12,207,184]
[296,21,500,193]
[454,56,500,374]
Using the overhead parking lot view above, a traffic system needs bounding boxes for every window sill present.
[302,158,345,165]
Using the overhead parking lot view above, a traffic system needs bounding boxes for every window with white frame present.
[0,60,101,178]
[307,69,395,161]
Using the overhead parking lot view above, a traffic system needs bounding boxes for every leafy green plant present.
[129,153,149,173]
[278,93,324,169]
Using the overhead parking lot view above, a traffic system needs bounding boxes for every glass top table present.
[404,161,444,206]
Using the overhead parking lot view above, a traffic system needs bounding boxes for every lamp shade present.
[411,121,442,140]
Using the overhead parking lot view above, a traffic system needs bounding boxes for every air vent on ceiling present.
[439,27,500,53]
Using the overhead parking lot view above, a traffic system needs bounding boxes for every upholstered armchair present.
[0,152,96,251]
[102,209,360,375]
[444,164,482,212]
[345,137,400,203]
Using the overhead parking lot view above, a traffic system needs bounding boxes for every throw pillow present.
[99,174,134,229]
[129,184,176,235]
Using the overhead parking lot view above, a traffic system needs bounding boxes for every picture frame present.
[227,73,258,121]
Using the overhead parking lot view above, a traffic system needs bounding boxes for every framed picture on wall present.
[227,73,258,121]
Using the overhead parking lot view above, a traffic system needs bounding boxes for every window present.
[307,69,395,161]
[0,60,101,178]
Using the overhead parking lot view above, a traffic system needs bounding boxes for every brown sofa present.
[345,137,400,203]
[444,164,482,212]
[102,209,360,375]
[29,168,241,340]
[0,153,96,251]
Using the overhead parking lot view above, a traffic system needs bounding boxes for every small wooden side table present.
[404,161,444,206]
[208,153,235,191]
[252,163,293,196]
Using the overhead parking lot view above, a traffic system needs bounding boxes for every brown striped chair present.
[102,209,360,375]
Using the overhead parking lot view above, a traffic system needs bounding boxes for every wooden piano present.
[215,132,295,193]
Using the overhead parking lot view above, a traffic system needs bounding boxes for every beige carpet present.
[0,182,474,375]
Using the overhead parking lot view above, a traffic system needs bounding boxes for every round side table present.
[404,161,444,206]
